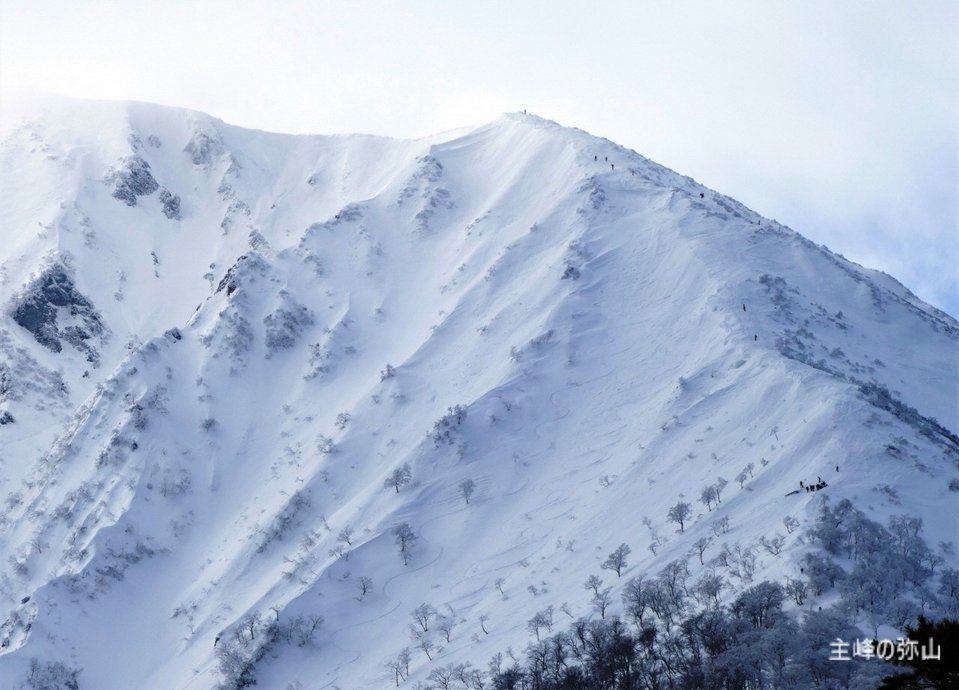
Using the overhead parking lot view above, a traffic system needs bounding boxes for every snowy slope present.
[0,95,956,689]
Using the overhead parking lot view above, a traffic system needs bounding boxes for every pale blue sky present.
[1,0,956,314]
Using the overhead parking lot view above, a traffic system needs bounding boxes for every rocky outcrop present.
[10,264,106,364]
[159,189,181,220]
[112,156,159,206]
[184,130,224,166]
[111,156,180,220]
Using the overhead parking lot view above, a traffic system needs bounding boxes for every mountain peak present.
[0,97,956,690]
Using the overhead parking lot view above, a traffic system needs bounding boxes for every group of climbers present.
[800,476,828,493]
[593,154,615,171]
[795,466,839,495]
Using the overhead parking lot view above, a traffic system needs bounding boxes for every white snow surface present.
[0,95,956,689]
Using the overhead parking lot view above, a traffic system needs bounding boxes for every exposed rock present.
[184,130,223,166]
[10,264,106,363]
[215,253,269,297]
[111,156,159,206]
[159,189,181,220]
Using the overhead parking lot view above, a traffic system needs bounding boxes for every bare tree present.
[593,587,614,619]
[307,614,323,637]
[622,577,649,628]
[285,614,322,647]
[710,515,730,536]
[785,577,807,605]
[759,533,786,556]
[384,463,412,493]
[436,613,456,642]
[241,611,261,641]
[393,523,417,565]
[412,603,437,632]
[693,536,713,565]
[337,525,354,546]
[584,574,603,596]
[385,657,404,687]
[526,606,554,641]
[385,647,411,686]
[454,663,484,689]
[601,543,631,577]
[358,575,373,598]
[409,626,437,660]
[700,485,718,512]
[714,477,728,502]
[283,615,305,644]
[736,469,749,489]
[730,544,757,582]
[458,478,476,504]
[28,535,45,554]
[694,573,725,607]
[427,664,457,690]
[667,501,692,532]
[398,646,411,677]
[479,613,490,635]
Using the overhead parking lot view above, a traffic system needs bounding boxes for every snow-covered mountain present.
[0,95,956,690]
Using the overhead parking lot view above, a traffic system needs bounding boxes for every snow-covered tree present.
[584,574,603,596]
[412,603,437,632]
[693,536,712,565]
[458,478,476,504]
[592,587,614,619]
[384,463,412,493]
[436,613,455,642]
[393,523,417,565]
[667,501,692,532]
[601,543,631,577]
[700,485,718,512]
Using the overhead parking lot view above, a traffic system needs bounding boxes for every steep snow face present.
[0,98,956,689]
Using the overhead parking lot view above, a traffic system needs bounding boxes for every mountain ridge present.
[0,97,956,689]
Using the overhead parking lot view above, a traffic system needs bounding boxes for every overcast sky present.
[1,0,956,315]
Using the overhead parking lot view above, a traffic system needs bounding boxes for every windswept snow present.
[0,96,956,689]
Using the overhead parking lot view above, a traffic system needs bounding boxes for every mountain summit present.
[0,97,956,689]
